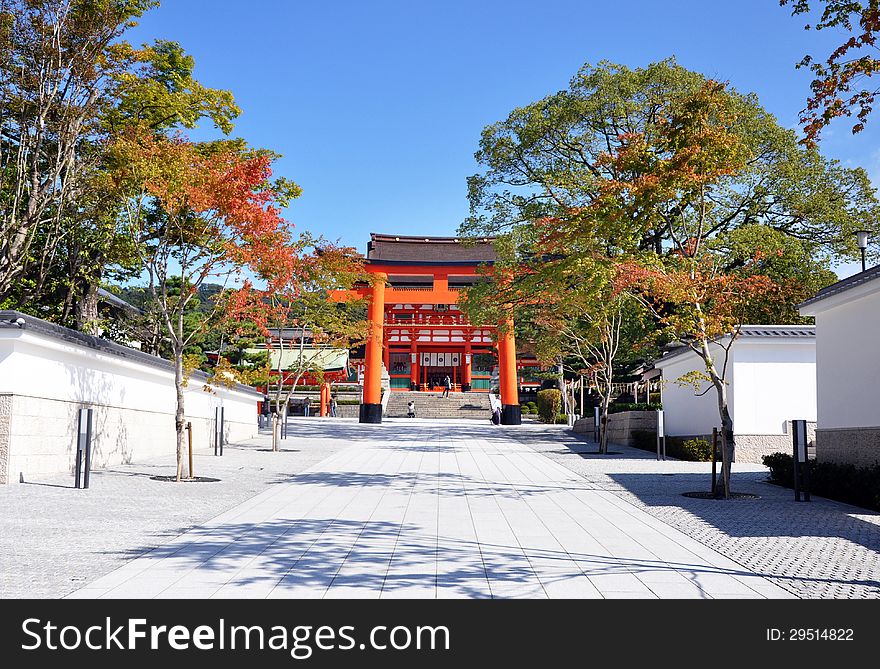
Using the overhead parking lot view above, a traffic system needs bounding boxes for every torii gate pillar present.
[360,273,386,423]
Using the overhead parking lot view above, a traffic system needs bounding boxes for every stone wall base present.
[572,411,658,446]
[816,427,880,467]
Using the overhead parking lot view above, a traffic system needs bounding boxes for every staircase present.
[385,391,492,420]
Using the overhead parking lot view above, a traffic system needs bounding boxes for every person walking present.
[330,395,338,417]
[442,375,451,398]
[407,400,416,418]
[303,396,311,417]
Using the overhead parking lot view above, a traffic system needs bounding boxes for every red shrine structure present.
[332,233,522,425]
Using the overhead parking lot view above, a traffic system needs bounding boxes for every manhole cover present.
[149,476,221,483]
[682,491,760,500]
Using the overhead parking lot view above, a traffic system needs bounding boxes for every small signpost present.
[74,408,93,489]
[792,419,811,502]
[593,406,600,445]
[214,406,225,456]
[656,409,666,461]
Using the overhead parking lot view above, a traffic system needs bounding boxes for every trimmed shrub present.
[527,402,538,413]
[629,431,711,461]
[762,452,880,511]
[762,452,794,486]
[555,413,568,424]
[536,389,562,423]
[336,399,362,405]
[520,404,532,414]
[679,438,712,462]
[609,402,662,414]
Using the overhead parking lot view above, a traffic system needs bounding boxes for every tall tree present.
[782,0,880,143]
[462,59,878,259]
[0,0,158,299]
[113,130,297,479]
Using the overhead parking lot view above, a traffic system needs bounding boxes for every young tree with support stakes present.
[606,81,780,497]
[113,130,297,480]
[227,234,368,452]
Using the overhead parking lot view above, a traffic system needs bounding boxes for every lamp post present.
[856,230,870,272]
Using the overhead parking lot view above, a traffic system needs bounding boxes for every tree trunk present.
[699,338,733,498]
[599,400,610,454]
[272,411,280,453]
[716,392,734,499]
[75,282,100,335]
[174,347,190,481]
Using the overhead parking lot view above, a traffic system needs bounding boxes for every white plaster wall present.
[656,344,732,438]
[731,341,817,434]
[811,292,880,430]
[0,328,260,482]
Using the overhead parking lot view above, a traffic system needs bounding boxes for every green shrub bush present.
[629,431,712,461]
[555,413,568,424]
[762,452,880,511]
[679,438,712,461]
[536,389,562,423]
[336,399,362,405]
[609,402,662,414]
[520,404,532,414]
[762,452,794,486]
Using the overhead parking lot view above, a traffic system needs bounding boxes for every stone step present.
[385,391,491,419]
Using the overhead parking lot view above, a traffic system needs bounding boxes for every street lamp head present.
[856,229,870,250]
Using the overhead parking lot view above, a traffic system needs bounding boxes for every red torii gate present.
[330,256,521,425]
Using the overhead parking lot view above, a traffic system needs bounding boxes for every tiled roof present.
[798,264,880,310]
[0,310,261,396]
[367,233,497,264]
[655,324,815,365]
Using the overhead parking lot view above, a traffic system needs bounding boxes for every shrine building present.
[333,233,523,425]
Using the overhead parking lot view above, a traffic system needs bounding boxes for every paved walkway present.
[70,419,794,599]
[0,429,348,598]
[520,426,880,598]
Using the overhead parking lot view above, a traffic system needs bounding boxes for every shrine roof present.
[366,233,497,264]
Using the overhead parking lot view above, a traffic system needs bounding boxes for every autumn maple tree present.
[113,130,297,479]
[227,233,368,452]
[782,0,880,144]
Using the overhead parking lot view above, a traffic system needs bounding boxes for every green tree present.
[114,130,297,479]
[0,0,159,300]
[462,59,878,260]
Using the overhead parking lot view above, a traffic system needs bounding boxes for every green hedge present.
[536,389,562,423]
[609,402,662,414]
[630,430,713,462]
[336,399,362,405]
[762,452,880,511]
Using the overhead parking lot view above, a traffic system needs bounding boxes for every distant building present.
[799,267,880,466]
[654,326,817,463]
[331,233,541,424]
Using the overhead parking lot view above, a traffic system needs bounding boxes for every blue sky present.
[129,0,874,276]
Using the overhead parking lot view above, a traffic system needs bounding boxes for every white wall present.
[656,342,732,437]
[0,323,260,482]
[732,341,817,434]
[811,291,880,430]
[656,336,816,438]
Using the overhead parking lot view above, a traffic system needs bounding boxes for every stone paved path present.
[70,420,793,599]
[0,428,347,598]
[516,424,880,599]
